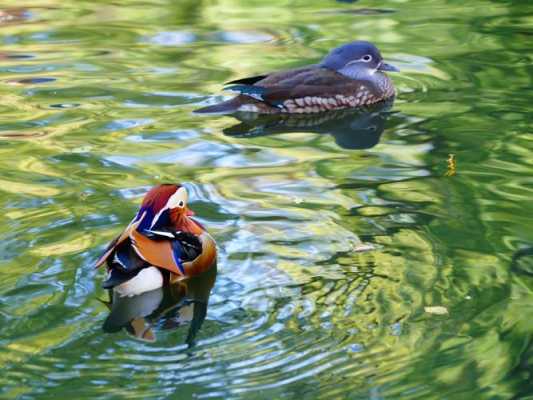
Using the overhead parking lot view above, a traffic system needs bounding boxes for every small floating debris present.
[445,153,456,176]
[1,53,34,60]
[49,103,80,109]
[424,306,449,315]
[353,242,377,252]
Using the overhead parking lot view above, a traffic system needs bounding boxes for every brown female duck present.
[195,40,399,114]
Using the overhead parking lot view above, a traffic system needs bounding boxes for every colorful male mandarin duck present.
[195,41,398,115]
[95,184,217,297]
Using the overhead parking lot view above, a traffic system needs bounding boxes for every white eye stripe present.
[149,186,188,229]
[167,186,188,208]
[344,55,373,67]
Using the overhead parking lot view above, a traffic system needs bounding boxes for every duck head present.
[134,184,199,234]
[320,40,399,80]
[95,183,216,280]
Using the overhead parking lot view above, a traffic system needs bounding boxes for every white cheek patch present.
[149,186,188,229]
[167,186,188,209]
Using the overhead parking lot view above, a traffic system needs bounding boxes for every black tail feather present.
[225,74,268,85]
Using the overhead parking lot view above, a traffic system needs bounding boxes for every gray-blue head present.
[320,41,399,80]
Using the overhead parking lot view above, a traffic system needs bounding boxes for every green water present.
[0,0,532,398]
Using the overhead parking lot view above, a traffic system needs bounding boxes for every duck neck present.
[337,67,393,97]
[171,212,203,235]
[338,64,387,81]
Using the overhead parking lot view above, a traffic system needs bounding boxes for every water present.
[0,0,532,398]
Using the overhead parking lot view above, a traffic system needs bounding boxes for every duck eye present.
[178,200,184,208]
[362,55,372,62]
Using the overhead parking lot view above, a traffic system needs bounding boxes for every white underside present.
[114,267,164,297]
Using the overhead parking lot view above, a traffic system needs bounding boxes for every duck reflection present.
[511,246,533,277]
[101,265,216,346]
[223,99,393,150]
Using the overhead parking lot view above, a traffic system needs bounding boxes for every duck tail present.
[194,97,243,114]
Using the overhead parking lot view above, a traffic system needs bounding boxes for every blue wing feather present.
[224,84,267,100]
[170,240,185,274]
[224,85,284,108]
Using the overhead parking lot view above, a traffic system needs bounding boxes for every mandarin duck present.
[195,41,398,115]
[95,184,217,297]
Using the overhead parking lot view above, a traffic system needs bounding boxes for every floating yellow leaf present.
[445,154,456,176]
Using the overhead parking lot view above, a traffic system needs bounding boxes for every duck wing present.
[223,66,320,100]
[224,65,319,86]
[225,65,318,87]
[101,238,148,289]
[129,228,204,276]
[94,227,131,268]
[225,68,372,110]
[101,222,204,289]
[95,213,144,268]
[142,230,203,262]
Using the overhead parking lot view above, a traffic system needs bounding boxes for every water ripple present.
[0,0,532,399]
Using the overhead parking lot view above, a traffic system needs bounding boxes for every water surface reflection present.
[102,266,217,346]
[223,100,393,150]
[0,0,532,398]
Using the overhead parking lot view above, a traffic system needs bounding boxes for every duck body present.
[112,266,164,298]
[195,41,398,115]
[95,184,217,297]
